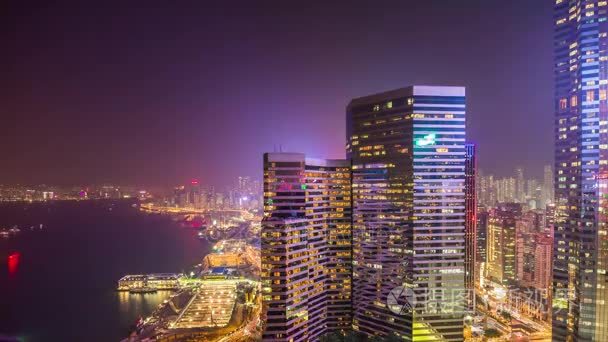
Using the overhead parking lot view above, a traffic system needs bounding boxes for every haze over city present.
[2,1,552,187]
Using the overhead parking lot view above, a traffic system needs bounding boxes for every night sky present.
[1,1,553,187]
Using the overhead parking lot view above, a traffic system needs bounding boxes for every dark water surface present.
[0,200,210,342]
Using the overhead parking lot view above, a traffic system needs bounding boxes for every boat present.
[129,287,157,294]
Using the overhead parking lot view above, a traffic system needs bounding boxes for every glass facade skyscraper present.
[464,143,476,311]
[347,86,466,341]
[486,203,521,286]
[261,153,352,342]
[553,1,608,340]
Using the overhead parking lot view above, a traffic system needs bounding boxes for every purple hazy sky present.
[1,1,553,187]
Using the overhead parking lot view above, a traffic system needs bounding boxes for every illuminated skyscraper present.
[534,233,553,291]
[553,1,608,340]
[238,176,251,192]
[486,203,521,286]
[516,167,525,203]
[173,185,187,207]
[261,153,352,341]
[476,206,489,267]
[347,86,466,341]
[542,164,554,208]
[464,143,476,310]
[187,179,201,208]
[495,177,517,203]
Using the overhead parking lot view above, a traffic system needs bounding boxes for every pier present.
[117,273,183,292]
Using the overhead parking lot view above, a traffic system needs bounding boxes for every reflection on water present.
[7,252,19,276]
[0,200,211,342]
[117,290,174,321]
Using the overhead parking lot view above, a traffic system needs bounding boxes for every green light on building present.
[415,133,436,146]
[301,184,307,190]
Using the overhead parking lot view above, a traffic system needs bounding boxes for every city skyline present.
[5,1,607,341]
[2,1,553,187]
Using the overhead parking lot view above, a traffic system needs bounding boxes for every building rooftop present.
[347,85,465,108]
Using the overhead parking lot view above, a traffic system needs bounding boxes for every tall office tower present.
[515,210,546,284]
[238,176,250,192]
[216,192,225,209]
[261,153,352,342]
[187,179,201,208]
[516,167,525,203]
[535,186,544,209]
[515,229,535,287]
[347,86,466,341]
[208,187,216,210]
[173,185,187,207]
[534,233,553,291]
[496,177,517,203]
[486,203,521,285]
[477,172,488,206]
[522,179,540,209]
[494,179,503,203]
[495,179,504,203]
[475,168,483,206]
[478,174,486,206]
[476,206,489,267]
[200,190,208,209]
[542,165,554,208]
[488,175,497,206]
[595,175,608,337]
[464,143,476,311]
[553,1,608,340]
[526,179,539,202]
[508,177,518,202]
[478,174,498,207]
